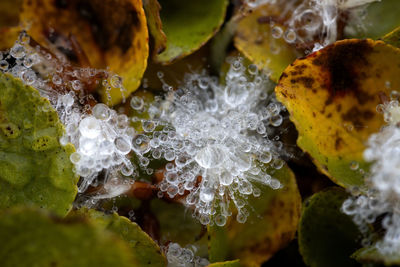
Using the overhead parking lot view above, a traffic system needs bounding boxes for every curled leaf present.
[298,187,361,267]
[154,0,228,64]
[0,73,78,216]
[275,39,400,187]
[21,0,149,105]
[143,0,167,57]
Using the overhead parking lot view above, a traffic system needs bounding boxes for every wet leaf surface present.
[154,0,228,64]
[20,0,149,105]
[0,207,137,266]
[298,187,361,267]
[275,39,400,187]
[0,73,78,216]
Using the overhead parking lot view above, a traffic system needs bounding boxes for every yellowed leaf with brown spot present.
[234,2,301,83]
[275,39,400,187]
[20,0,149,105]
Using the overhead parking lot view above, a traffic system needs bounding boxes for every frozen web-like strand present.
[165,243,209,267]
[138,58,286,226]
[342,94,400,255]
[2,33,137,198]
[244,0,379,53]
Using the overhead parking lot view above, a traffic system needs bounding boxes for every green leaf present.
[0,72,78,216]
[209,164,301,267]
[0,207,138,266]
[207,259,241,267]
[155,0,228,64]
[345,0,400,40]
[73,209,167,267]
[151,199,205,248]
[208,222,229,263]
[298,187,361,267]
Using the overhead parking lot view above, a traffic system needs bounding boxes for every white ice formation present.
[133,57,287,226]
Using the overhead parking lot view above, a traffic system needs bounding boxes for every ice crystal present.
[134,58,287,225]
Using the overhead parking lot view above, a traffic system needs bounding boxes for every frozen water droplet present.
[79,117,101,138]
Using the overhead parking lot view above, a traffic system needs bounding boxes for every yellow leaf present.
[275,39,400,187]
[20,0,149,105]
[234,2,300,83]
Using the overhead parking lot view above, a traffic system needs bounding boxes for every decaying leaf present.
[298,187,361,267]
[275,39,400,187]
[0,207,137,266]
[20,0,149,105]
[143,0,167,58]
[234,2,302,82]
[154,0,228,64]
[72,209,167,267]
[209,164,301,267]
[0,73,78,216]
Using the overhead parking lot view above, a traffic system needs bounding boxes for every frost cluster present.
[165,243,209,267]
[342,93,400,255]
[133,58,286,225]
